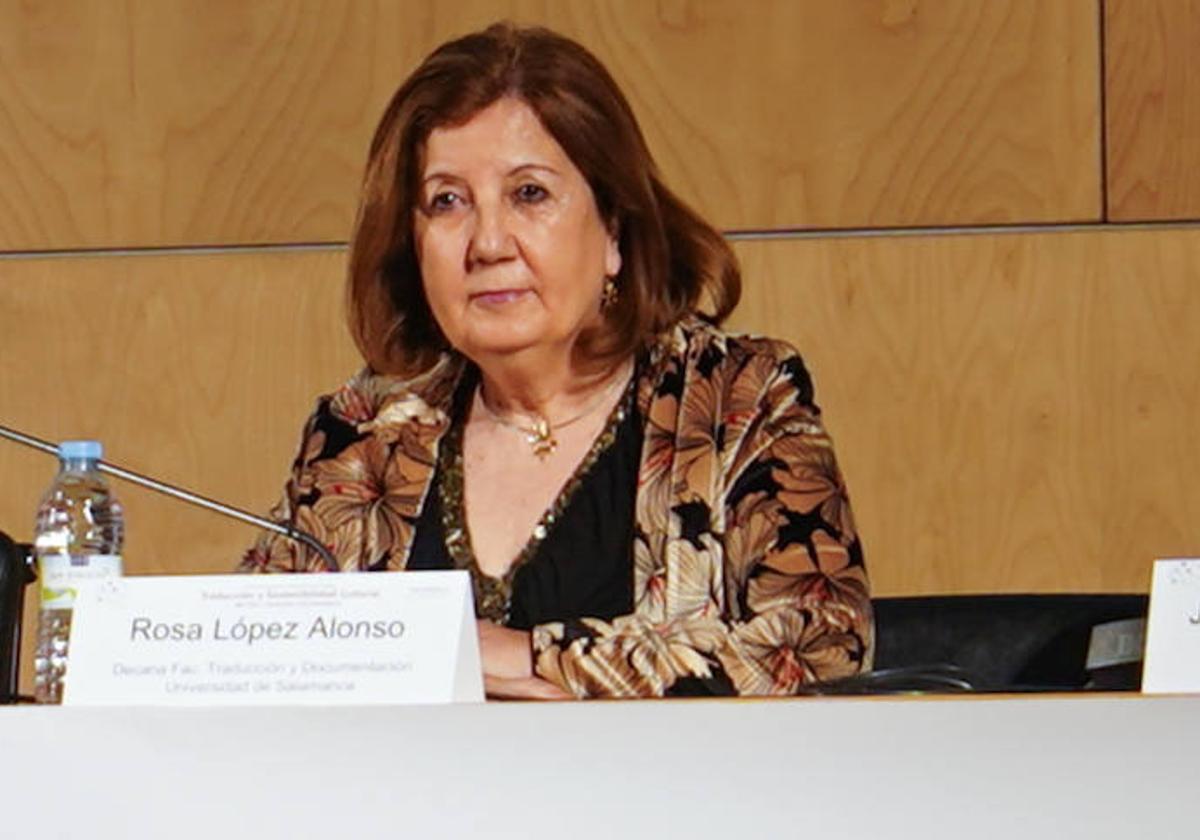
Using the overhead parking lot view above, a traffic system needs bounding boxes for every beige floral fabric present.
[242,316,873,697]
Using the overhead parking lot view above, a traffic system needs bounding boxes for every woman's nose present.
[467,200,516,267]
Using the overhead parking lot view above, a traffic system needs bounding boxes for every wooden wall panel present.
[1106,0,1200,221]
[0,0,1101,251]
[729,229,1200,596]
[0,248,358,574]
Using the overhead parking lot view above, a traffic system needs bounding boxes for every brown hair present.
[347,22,741,376]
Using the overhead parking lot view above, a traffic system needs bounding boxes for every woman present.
[243,22,872,699]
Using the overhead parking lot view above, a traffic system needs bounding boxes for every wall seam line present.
[6,219,1200,261]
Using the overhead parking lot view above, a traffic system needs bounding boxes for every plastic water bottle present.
[33,440,124,704]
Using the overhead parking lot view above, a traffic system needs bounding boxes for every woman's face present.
[413,97,621,365]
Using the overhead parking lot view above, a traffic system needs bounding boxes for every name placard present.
[1142,558,1200,694]
[64,572,483,706]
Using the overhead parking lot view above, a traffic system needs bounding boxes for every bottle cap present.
[59,440,103,460]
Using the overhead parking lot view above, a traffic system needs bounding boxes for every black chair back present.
[0,531,35,703]
[872,593,1149,691]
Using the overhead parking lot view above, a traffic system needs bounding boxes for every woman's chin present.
[455,323,552,361]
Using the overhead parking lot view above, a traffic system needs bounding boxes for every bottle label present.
[39,554,124,610]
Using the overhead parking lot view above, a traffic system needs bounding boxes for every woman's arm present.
[530,344,873,697]
[239,405,330,573]
[477,620,572,699]
[239,365,454,575]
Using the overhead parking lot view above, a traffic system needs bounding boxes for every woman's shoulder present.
[316,355,464,432]
[663,315,815,403]
[667,314,804,362]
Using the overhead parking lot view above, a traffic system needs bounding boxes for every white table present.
[1,694,1193,839]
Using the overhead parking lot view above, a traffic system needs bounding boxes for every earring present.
[601,277,619,310]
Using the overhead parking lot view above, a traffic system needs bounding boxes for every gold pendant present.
[526,417,557,459]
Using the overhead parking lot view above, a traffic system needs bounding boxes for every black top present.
[407,401,642,632]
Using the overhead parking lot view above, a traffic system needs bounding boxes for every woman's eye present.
[428,192,461,213]
[515,183,548,204]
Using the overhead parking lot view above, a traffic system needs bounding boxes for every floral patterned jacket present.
[242,315,873,697]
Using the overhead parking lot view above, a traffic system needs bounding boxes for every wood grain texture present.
[729,229,1200,597]
[0,248,358,575]
[1105,0,1200,220]
[0,0,1101,251]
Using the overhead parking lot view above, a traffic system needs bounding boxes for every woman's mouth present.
[470,289,530,306]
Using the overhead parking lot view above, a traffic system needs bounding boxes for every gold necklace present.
[475,360,633,459]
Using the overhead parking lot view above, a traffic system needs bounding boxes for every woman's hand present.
[478,620,572,700]
[484,674,573,700]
